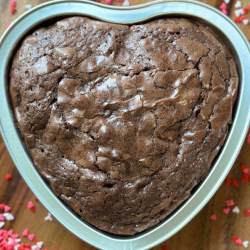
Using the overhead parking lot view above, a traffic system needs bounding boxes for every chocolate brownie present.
[9,17,238,235]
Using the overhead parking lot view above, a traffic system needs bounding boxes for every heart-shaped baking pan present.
[1,1,250,249]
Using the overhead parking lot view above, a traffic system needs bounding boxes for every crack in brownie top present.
[10,17,238,235]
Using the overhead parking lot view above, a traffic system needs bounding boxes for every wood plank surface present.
[0,0,250,249]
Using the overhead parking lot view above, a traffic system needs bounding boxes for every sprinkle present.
[5,174,12,181]
[235,1,242,8]
[36,241,43,248]
[210,214,217,220]
[222,9,228,15]
[247,134,250,144]
[223,207,230,214]
[22,229,29,237]
[0,214,4,221]
[123,0,130,6]
[243,19,249,25]
[226,199,235,207]
[235,8,245,16]
[231,178,238,188]
[0,204,5,210]
[105,0,112,4]
[243,241,249,248]
[4,205,11,213]
[28,201,36,213]
[240,15,247,21]
[25,4,32,10]
[0,222,5,229]
[3,213,14,221]
[10,7,17,15]
[161,246,167,250]
[243,168,249,174]
[232,235,238,242]
[232,206,240,213]
[9,0,16,7]
[243,7,249,14]
[241,164,248,170]
[234,16,241,23]
[224,0,230,3]
[241,173,249,183]
[243,210,250,217]
[220,2,227,9]
[236,238,243,245]
[225,177,232,184]
[34,197,38,201]
[11,234,19,239]
[44,212,53,222]
[28,234,35,241]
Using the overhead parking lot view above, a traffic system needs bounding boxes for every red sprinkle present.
[241,173,250,183]
[10,7,17,15]
[234,17,241,23]
[0,204,5,210]
[232,235,238,242]
[161,246,167,250]
[225,177,232,185]
[243,210,250,217]
[240,16,247,21]
[240,164,248,170]
[5,174,12,181]
[34,197,38,201]
[231,178,238,188]
[247,134,250,145]
[243,7,249,14]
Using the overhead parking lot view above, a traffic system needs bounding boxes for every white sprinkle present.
[0,221,5,229]
[25,4,32,10]
[44,212,53,222]
[36,241,43,248]
[224,0,230,4]
[235,0,242,8]
[243,19,249,25]
[14,245,20,250]
[243,241,249,248]
[123,0,130,6]
[232,206,240,213]
[15,239,21,243]
[235,8,244,16]
[3,213,14,221]
[31,246,37,250]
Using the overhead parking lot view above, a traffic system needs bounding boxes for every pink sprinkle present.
[28,234,35,241]
[210,214,217,220]
[105,0,112,3]
[7,229,13,236]
[235,238,243,245]
[223,207,230,214]
[243,168,249,174]
[6,24,11,29]
[222,9,228,15]
[9,0,16,7]
[12,233,19,239]
[247,134,250,145]
[226,200,235,207]
[4,205,11,213]
[22,229,29,237]
[28,201,35,209]
[220,2,227,9]
[0,214,4,221]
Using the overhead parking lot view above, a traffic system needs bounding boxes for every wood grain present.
[1,0,250,249]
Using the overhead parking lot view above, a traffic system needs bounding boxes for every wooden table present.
[0,0,250,249]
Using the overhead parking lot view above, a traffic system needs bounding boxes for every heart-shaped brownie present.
[10,17,238,235]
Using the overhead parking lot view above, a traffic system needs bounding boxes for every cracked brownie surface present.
[10,17,238,235]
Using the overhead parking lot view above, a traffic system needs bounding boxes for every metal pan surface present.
[0,0,250,249]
